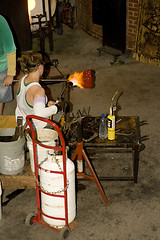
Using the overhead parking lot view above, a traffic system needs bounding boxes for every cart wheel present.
[60,226,70,240]
[25,213,35,226]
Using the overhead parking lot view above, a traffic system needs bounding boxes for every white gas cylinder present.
[40,154,76,228]
[26,129,58,173]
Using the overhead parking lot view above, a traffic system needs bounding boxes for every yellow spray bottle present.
[107,105,115,140]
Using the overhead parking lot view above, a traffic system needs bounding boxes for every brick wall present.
[76,0,103,40]
[76,0,139,51]
[127,0,139,50]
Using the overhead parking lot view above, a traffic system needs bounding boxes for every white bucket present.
[0,128,25,175]
[26,129,58,173]
[40,154,76,228]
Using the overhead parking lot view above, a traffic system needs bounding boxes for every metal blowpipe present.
[13,78,68,83]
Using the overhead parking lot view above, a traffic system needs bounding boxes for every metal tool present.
[110,90,123,114]
[13,78,68,83]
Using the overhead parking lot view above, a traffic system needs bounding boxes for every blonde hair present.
[18,51,43,74]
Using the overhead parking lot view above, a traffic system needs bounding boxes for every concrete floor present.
[1,23,160,240]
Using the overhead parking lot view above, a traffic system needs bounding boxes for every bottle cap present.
[101,114,105,117]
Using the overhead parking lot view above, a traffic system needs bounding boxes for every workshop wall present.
[76,0,139,51]
[134,0,160,65]
[76,0,103,41]
[30,0,159,65]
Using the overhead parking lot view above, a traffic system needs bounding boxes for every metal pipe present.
[13,78,68,83]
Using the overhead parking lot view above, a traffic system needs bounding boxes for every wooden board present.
[0,160,35,189]
[0,115,17,129]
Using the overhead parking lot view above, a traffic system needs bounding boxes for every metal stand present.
[83,116,147,183]
[31,14,53,53]
[71,121,109,205]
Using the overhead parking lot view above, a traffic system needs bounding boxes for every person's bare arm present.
[26,85,45,107]
[27,85,58,118]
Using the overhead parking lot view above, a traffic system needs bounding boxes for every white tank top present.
[15,75,42,125]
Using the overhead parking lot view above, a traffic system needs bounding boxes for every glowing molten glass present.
[28,0,36,23]
[68,70,92,89]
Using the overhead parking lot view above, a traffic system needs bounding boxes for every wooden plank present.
[0,161,35,189]
[0,115,17,129]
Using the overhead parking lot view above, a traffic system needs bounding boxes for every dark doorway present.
[93,0,126,53]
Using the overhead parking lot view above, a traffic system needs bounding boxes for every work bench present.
[81,116,145,183]
[0,116,145,189]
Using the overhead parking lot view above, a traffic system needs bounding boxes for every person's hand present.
[48,100,56,107]
[3,75,14,86]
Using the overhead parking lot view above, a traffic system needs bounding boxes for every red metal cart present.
[25,115,77,240]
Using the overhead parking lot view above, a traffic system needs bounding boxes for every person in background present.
[0,15,16,115]
[15,51,59,129]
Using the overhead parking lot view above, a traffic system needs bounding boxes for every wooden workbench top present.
[0,160,35,189]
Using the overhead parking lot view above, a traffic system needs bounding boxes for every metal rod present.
[13,79,68,83]
[48,0,52,22]
[42,0,46,17]
[57,87,66,100]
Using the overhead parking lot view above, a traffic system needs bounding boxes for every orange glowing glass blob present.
[68,70,92,89]
[28,0,36,23]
